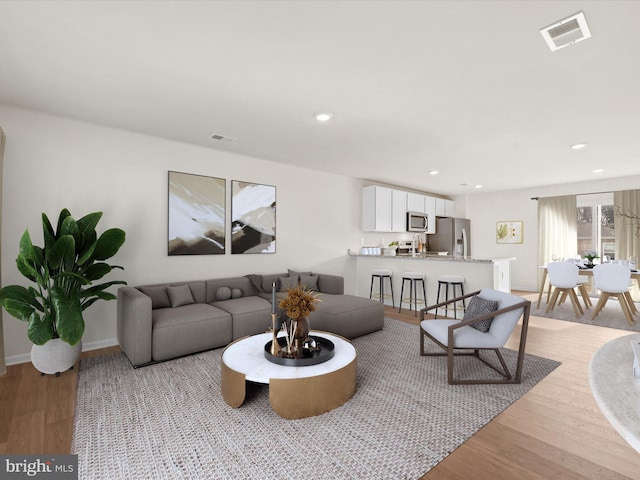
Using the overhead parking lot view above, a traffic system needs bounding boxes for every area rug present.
[72,319,560,479]
[527,292,640,332]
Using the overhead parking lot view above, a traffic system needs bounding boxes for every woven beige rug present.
[72,319,560,479]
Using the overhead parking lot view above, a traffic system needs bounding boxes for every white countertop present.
[348,251,514,264]
[589,334,640,453]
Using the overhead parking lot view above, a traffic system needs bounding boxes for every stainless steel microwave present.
[407,212,428,232]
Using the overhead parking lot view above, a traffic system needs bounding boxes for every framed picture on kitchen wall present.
[168,171,226,255]
[231,180,276,254]
[496,220,523,244]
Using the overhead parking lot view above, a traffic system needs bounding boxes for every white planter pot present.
[31,338,82,376]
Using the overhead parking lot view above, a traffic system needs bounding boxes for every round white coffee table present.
[221,331,356,419]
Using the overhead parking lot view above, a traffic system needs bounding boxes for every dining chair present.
[546,262,585,316]
[592,263,636,326]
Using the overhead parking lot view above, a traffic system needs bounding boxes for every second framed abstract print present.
[231,181,276,254]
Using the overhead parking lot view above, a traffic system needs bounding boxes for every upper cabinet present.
[363,185,452,232]
[362,186,406,232]
[424,196,436,233]
[407,193,425,214]
[435,198,454,217]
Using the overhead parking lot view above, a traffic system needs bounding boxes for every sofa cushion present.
[309,293,384,339]
[167,285,195,308]
[231,288,242,298]
[211,296,272,340]
[279,276,298,291]
[216,286,232,301]
[300,275,319,290]
[151,304,232,361]
[288,269,312,281]
[138,286,171,309]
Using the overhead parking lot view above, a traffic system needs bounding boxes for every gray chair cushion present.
[463,296,499,333]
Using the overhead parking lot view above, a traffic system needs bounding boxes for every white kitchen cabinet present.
[407,193,425,214]
[391,189,407,232]
[424,196,436,233]
[435,198,455,217]
[493,259,512,293]
[362,186,406,232]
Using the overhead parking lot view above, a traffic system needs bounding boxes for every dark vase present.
[292,317,310,355]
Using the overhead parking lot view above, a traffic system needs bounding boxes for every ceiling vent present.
[540,11,591,52]
[210,133,237,143]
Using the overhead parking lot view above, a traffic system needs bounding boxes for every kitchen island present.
[349,252,513,312]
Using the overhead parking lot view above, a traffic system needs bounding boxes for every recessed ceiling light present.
[571,143,588,150]
[593,168,604,173]
[315,113,333,122]
[428,170,439,175]
[474,185,483,189]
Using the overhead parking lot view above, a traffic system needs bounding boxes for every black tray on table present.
[264,335,335,366]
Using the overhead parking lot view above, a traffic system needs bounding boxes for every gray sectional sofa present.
[117,271,384,367]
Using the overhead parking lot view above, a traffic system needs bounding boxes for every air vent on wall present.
[210,133,237,143]
[540,11,591,52]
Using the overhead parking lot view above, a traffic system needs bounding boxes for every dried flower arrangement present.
[279,282,320,356]
[279,282,319,320]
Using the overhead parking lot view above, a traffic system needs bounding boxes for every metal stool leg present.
[399,278,406,313]
[389,276,395,308]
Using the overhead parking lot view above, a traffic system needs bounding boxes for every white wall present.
[459,176,640,292]
[0,105,363,362]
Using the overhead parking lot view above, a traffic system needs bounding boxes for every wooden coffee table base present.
[221,332,357,419]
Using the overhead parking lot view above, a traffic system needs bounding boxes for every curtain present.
[0,127,5,376]
[614,189,640,300]
[537,195,577,268]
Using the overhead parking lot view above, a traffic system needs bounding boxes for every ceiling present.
[1,1,639,196]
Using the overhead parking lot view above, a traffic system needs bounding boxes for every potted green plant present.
[0,208,126,375]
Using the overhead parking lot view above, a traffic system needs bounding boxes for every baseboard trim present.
[5,337,119,366]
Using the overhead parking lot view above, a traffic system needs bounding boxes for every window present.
[577,193,615,260]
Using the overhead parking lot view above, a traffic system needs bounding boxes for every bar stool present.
[435,275,465,318]
[399,272,426,316]
[369,269,394,307]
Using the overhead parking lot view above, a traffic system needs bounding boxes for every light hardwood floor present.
[1,294,639,478]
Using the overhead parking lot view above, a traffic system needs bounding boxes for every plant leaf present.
[27,312,55,345]
[83,263,112,281]
[16,254,37,282]
[18,230,36,262]
[77,212,102,239]
[55,209,72,238]
[93,228,126,260]
[47,235,75,271]
[42,213,56,249]
[0,285,38,320]
[52,286,84,346]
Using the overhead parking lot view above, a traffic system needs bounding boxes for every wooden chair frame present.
[419,290,531,385]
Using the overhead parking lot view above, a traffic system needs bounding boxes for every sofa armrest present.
[317,274,344,295]
[117,287,153,367]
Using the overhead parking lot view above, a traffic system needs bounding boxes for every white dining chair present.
[592,263,636,326]
[546,262,585,316]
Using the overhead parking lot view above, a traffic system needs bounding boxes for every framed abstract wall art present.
[496,220,523,244]
[168,171,226,255]
[231,180,276,254]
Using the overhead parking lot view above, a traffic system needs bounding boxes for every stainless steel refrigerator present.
[428,218,471,257]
